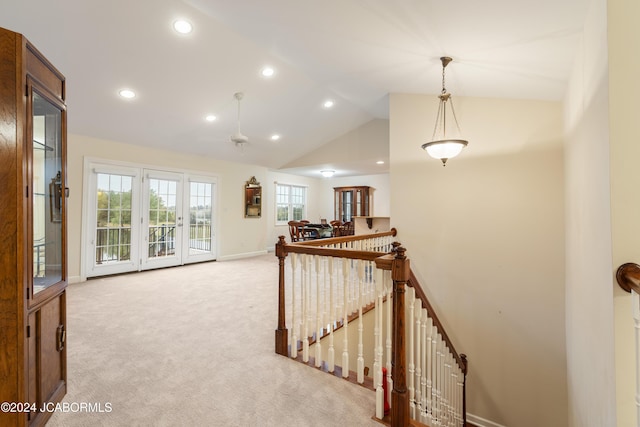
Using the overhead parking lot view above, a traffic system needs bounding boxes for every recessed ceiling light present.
[261,66,275,77]
[323,100,334,109]
[173,19,193,34]
[205,115,217,122]
[118,89,136,99]
[376,160,385,165]
[270,134,281,141]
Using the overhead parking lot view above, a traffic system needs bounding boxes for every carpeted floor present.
[47,254,378,427]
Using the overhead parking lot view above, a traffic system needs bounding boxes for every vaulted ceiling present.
[1,0,590,177]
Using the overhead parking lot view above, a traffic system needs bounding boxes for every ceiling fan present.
[230,92,249,150]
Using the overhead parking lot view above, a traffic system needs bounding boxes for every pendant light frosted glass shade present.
[422,139,468,162]
[421,57,468,166]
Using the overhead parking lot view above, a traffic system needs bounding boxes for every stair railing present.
[275,231,467,427]
[616,262,640,427]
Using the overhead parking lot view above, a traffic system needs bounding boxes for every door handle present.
[56,324,65,352]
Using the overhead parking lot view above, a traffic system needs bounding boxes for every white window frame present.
[275,182,307,225]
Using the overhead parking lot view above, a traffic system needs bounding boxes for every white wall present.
[280,118,389,173]
[563,0,618,425]
[608,0,640,424]
[389,93,567,426]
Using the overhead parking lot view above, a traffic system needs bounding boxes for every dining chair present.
[288,220,312,242]
[341,221,354,236]
[330,220,342,237]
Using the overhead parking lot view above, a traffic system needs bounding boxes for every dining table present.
[303,223,333,239]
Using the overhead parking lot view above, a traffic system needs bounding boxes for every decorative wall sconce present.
[244,176,261,218]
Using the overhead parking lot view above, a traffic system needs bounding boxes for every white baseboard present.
[467,413,508,427]
[68,275,83,284]
[217,250,268,261]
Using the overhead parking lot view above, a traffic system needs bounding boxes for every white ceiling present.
[0,0,589,177]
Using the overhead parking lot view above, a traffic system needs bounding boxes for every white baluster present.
[414,299,423,421]
[443,352,452,425]
[450,367,457,427]
[457,366,464,427]
[342,257,350,378]
[302,254,310,363]
[374,267,384,419]
[435,333,444,425]
[364,260,371,305]
[450,365,457,427]
[407,287,416,419]
[422,318,436,423]
[349,259,356,314]
[357,260,365,383]
[324,257,330,328]
[290,253,298,359]
[328,257,335,372]
[315,255,322,368]
[424,314,432,424]
[368,261,376,305]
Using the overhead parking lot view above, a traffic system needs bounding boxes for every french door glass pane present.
[148,178,178,259]
[189,182,212,255]
[95,173,133,264]
[32,92,63,293]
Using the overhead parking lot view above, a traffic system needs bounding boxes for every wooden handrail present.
[279,228,397,261]
[288,227,397,247]
[616,262,640,294]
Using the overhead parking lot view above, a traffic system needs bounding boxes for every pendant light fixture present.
[421,56,468,166]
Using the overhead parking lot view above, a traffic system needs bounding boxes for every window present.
[276,183,307,224]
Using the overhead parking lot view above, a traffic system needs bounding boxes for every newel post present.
[391,246,410,427]
[275,236,288,356]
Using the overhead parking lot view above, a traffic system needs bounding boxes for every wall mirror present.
[244,176,261,218]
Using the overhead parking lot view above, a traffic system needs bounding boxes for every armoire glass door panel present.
[32,91,63,294]
[342,191,353,222]
[334,186,372,223]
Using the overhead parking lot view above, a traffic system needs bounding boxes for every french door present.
[85,163,217,278]
[142,171,183,270]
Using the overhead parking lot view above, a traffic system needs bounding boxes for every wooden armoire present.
[0,27,67,426]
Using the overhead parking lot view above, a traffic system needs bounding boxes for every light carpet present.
[47,254,378,427]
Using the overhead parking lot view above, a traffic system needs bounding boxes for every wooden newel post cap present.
[392,246,409,281]
[276,235,287,257]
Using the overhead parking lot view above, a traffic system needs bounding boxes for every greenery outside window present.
[276,183,306,224]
